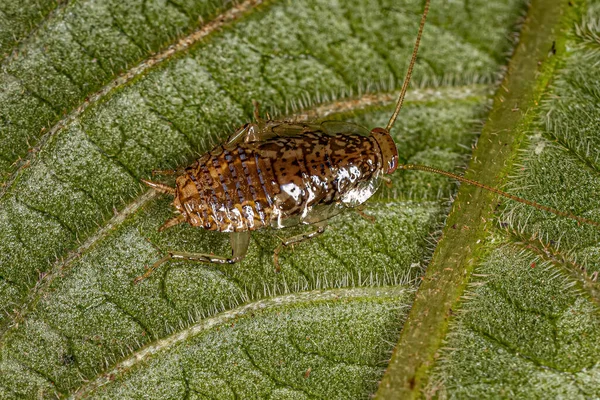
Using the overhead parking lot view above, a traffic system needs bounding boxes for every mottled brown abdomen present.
[171,123,395,233]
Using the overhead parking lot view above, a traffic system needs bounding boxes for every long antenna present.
[400,164,600,228]
[384,2,598,229]
[386,0,430,132]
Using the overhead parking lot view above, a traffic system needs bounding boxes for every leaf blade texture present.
[2,0,598,398]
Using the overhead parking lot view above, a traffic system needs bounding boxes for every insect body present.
[139,117,398,281]
[167,121,396,233]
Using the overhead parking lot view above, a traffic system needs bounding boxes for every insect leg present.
[252,99,265,123]
[134,231,251,284]
[273,224,327,273]
[230,231,251,260]
[227,123,252,145]
[151,168,182,176]
[355,206,375,223]
[141,179,176,195]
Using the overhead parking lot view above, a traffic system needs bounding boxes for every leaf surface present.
[3,0,597,398]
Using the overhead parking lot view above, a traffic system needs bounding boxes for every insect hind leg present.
[134,231,250,284]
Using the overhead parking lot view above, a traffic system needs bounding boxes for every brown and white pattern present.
[170,122,398,233]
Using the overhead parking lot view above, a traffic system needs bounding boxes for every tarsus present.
[386,0,430,132]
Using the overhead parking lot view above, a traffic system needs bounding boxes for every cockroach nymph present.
[136,0,598,283]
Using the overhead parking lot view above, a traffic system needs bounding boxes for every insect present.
[136,0,598,283]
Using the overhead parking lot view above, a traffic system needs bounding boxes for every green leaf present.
[1,0,597,398]
[377,0,600,398]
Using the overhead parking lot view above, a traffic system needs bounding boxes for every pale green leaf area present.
[427,2,600,398]
[502,3,600,269]
[0,0,531,398]
[0,0,60,57]
[430,247,600,398]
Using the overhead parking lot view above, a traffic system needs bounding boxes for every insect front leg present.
[134,231,250,284]
[273,223,327,273]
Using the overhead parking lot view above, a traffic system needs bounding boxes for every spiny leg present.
[273,224,326,273]
[134,231,250,284]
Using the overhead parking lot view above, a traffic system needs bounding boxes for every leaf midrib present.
[375,0,581,397]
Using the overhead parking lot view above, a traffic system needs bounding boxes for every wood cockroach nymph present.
[136,0,600,283]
